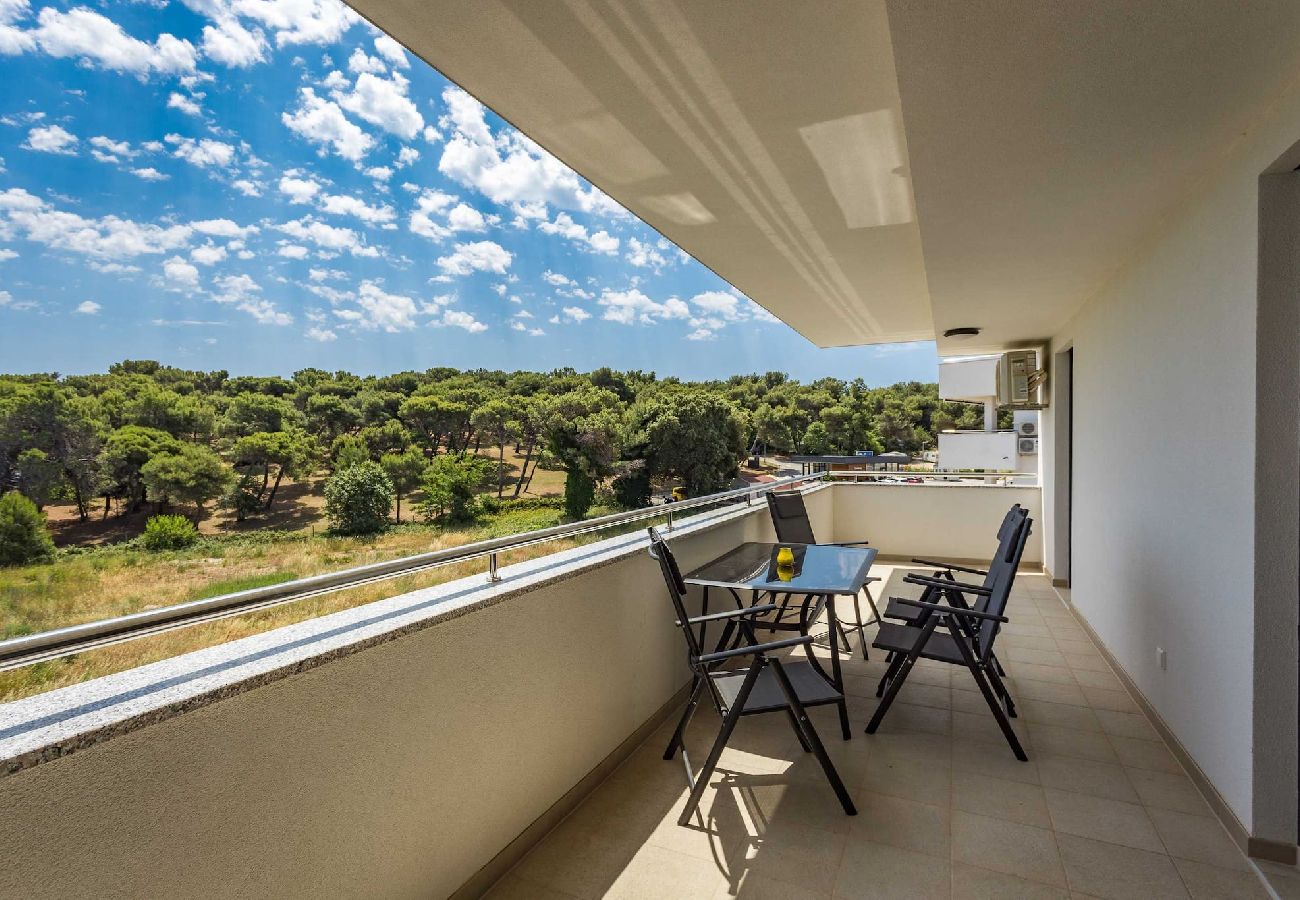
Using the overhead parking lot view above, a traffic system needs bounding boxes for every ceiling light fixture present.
[942,327,981,340]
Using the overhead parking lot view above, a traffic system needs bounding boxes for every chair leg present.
[664,678,704,760]
[769,659,856,816]
[953,635,1027,762]
[678,660,762,827]
[876,650,907,697]
[867,620,938,733]
[850,592,868,661]
[985,661,1017,718]
[785,707,812,752]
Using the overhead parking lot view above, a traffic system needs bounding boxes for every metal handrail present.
[0,472,826,672]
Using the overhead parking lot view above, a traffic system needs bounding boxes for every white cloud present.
[162,255,199,287]
[277,243,309,258]
[233,0,359,48]
[201,15,267,66]
[346,46,384,74]
[408,188,455,241]
[364,165,391,182]
[334,71,423,140]
[436,308,487,333]
[308,266,344,281]
[0,0,34,55]
[282,87,373,162]
[305,325,336,341]
[446,202,492,233]
[89,135,133,162]
[0,248,16,261]
[22,124,76,154]
[0,187,192,259]
[537,212,618,255]
[690,290,744,320]
[395,145,419,168]
[132,166,169,181]
[542,270,573,287]
[190,241,227,265]
[686,328,715,341]
[212,271,291,325]
[626,236,673,271]
[165,133,235,167]
[373,34,408,68]
[599,288,689,325]
[25,7,196,77]
[191,217,258,238]
[319,193,395,225]
[436,239,511,276]
[278,174,320,203]
[75,299,100,314]
[438,86,620,217]
[276,216,377,256]
[340,280,419,332]
[560,306,590,323]
[230,177,259,195]
[167,92,202,116]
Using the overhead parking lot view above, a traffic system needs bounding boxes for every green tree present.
[800,421,833,455]
[472,397,517,498]
[330,433,372,471]
[417,454,490,523]
[635,392,745,495]
[323,461,393,535]
[379,447,427,523]
[15,448,62,509]
[543,388,622,519]
[231,429,317,511]
[100,426,180,512]
[141,445,233,518]
[0,490,56,566]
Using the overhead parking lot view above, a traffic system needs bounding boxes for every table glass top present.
[683,542,877,595]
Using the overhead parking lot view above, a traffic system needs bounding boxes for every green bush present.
[0,491,56,566]
[417,454,492,523]
[563,469,596,520]
[324,461,393,535]
[140,514,199,551]
[611,467,652,509]
[330,433,372,471]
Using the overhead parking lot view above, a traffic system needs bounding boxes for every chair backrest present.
[647,527,705,665]
[766,490,818,544]
[973,513,1033,661]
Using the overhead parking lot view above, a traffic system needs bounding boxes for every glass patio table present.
[682,541,878,740]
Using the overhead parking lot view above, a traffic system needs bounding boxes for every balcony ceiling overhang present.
[346,0,1300,355]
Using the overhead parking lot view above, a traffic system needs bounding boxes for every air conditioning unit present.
[1018,437,1039,455]
[1018,420,1038,437]
[997,349,1048,409]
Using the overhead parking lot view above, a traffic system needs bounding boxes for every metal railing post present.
[487,552,500,583]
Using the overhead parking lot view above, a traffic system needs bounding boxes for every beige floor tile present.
[834,839,951,899]
[1019,699,1103,732]
[872,700,953,736]
[1146,807,1249,871]
[731,817,846,895]
[908,665,954,688]
[1036,756,1140,804]
[1044,788,1163,853]
[1027,724,1120,764]
[1064,653,1112,673]
[1014,679,1089,706]
[1094,709,1162,742]
[862,751,952,808]
[484,872,584,900]
[1255,861,1300,900]
[1172,858,1271,899]
[1055,638,1100,656]
[869,730,953,768]
[1006,663,1080,686]
[512,825,671,899]
[951,810,1067,887]
[603,844,730,900]
[1004,623,1053,638]
[1008,647,1070,668]
[1003,634,1060,651]
[951,709,1029,749]
[1080,686,1140,713]
[848,791,951,858]
[1056,833,1188,900]
[1071,669,1125,691]
[731,777,859,836]
[953,773,1052,828]
[951,863,1071,900]
[951,688,998,716]
[717,872,830,900]
[1109,736,1183,774]
[1124,768,1210,816]
[953,739,1041,785]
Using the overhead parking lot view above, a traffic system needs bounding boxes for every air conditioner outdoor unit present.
[997,349,1048,409]
[1018,420,1038,437]
[1018,437,1039,455]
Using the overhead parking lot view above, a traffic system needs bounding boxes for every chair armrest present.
[677,603,779,627]
[894,597,1008,623]
[699,635,812,664]
[830,540,871,547]
[911,557,987,576]
[903,573,992,595]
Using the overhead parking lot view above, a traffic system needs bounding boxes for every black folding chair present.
[882,504,1027,678]
[866,515,1033,760]
[648,527,856,826]
[765,490,881,658]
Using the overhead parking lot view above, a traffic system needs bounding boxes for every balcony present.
[0,479,1270,898]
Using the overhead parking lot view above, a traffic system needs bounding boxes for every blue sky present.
[0,0,937,383]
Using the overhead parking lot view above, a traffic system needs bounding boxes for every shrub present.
[563,468,596,520]
[0,491,56,566]
[324,461,393,535]
[417,454,491,523]
[140,514,199,551]
[611,466,652,509]
[330,433,372,471]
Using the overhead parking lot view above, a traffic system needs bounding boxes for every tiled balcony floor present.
[485,570,1269,900]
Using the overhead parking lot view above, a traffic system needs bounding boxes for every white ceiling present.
[345,0,1300,355]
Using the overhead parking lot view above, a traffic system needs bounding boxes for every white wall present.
[832,483,1042,565]
[1041,74,1300,839]
[938,431,1020,471]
